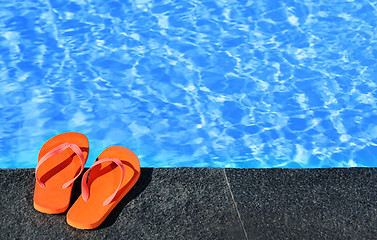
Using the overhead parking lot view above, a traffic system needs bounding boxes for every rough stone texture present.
[2,168,377,239]
[225,168,377,240]
[0,168,244,240]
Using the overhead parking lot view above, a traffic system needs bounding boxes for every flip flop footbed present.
[34,132,89,214]
[67,146,140,229]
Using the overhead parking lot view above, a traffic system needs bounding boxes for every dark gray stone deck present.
[1,168,377,239]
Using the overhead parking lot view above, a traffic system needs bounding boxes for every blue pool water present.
[1,0,377,168]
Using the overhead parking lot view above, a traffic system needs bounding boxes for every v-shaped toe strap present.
[81,158,126,206]
[35,142,86,189]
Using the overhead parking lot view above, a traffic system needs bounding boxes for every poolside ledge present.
[1,167,377,239]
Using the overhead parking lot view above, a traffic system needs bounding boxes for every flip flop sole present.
[67,146,140,229]
[33,132,89,214]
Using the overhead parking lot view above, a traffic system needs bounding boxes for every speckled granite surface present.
[225,168,377,240]
[1,168,377,239]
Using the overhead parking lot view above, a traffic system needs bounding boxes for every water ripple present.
[1,0,377,168]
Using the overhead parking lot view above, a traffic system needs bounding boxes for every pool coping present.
[1,167,377,239]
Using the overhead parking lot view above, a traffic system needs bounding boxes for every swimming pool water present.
[1,0,377,168]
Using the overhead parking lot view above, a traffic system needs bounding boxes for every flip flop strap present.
[35,142,86,189]
[81,158,126,206]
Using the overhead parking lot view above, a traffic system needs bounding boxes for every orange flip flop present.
[33,132,89,214]
[67,146,141,229]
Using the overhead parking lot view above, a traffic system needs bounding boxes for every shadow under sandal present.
[34,132,89,214]
[67,146,141,229]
